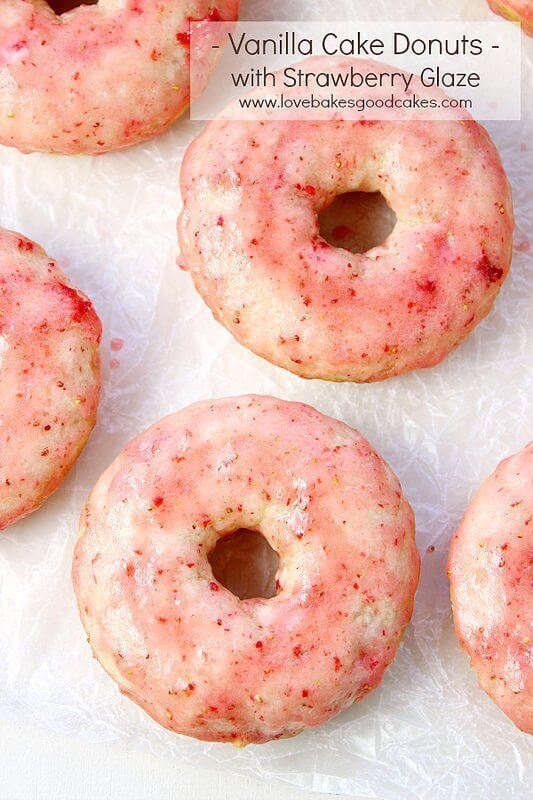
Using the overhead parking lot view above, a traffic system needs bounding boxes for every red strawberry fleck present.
[476,254,503,284]
[417,278,436,292]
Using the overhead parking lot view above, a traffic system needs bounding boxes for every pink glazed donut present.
[448,444,533,733]
[487,0,533,35]
[178,57,513,383]
[0,1,239,154]
[0,229,101,531]
[73,395,419,744]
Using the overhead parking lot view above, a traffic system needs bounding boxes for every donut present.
[448,444,533,733]
[0,1,239,154]
[487,0,533,35]
[72,395,419,744]
[0,229,101,531]
[178,57,513,383]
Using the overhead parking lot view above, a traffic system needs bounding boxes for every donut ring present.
[73,395,419,744]
[487,0,533,36]
[178,57,513,383]
[0,229,101,531]
[0,1,239,154]
[448,444,533,733]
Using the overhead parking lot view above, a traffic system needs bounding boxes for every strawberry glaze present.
[178,57,513,383]
[487,0,533,35]
[73,395,419,744]
[448,443,533,733]
[0,228,101,530]
[0,1,239,154]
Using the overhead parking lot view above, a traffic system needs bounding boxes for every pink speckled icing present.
[448,443,533,733]
[73,395,419,744]
[487,0,533,35]
[0,228,101,531]
[0,1,239,154]
[178,57,513,383]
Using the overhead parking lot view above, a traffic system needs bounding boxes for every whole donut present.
[0,229,101,531]
[487,0,533,35]
[448,444,533,733]
[0,1,239,154]
[178,57,513,383]
[73,395,419,744]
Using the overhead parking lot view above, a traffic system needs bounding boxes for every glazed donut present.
[448,444,533,733]
[73,395,419,744]
[0,1,239,154]
[178,57,513,383]
[487,0,533,36]
[0,229,101,531]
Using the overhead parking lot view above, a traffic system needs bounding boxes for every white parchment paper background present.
[0,2,531,798]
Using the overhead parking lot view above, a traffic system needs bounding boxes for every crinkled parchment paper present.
[0,2,531,798]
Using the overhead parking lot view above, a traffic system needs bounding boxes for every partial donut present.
[73,395,419,744]
[487,1,533,36]
[0,229,101,531]
[0,1,239,154]
[178,57,513,383]
[448,444,533,733]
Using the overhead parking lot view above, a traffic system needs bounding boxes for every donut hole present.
[46,0,98,14]
[318,191,397,254]
[208,529,280,600]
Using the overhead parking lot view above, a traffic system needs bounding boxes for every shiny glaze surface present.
[73,395,419,744]
[448,444,533,733]
[178,57,513,383]
[0,228,101,530]
[0,0,239,154]
[487,0,533,35]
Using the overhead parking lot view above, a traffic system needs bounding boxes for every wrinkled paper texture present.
[0,1,531,798]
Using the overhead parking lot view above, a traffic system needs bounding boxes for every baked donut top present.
[0,229,101,529]
[73,395,419,743]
